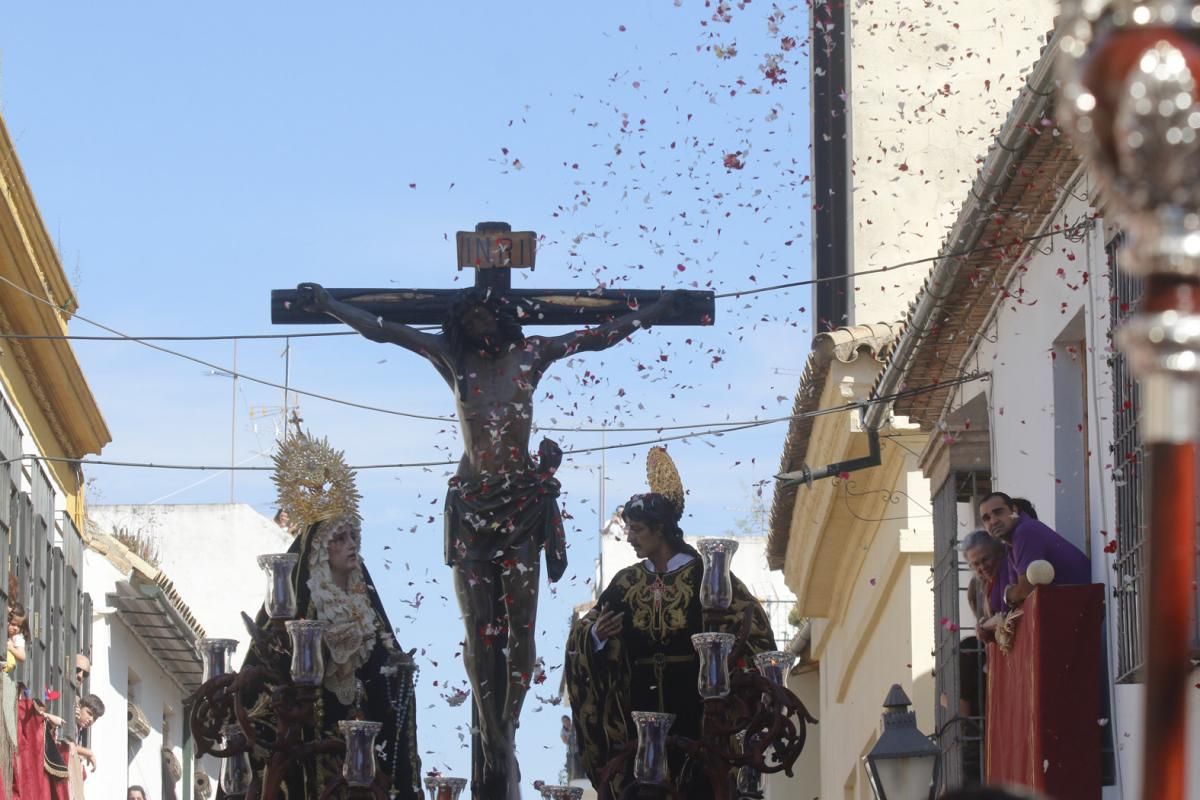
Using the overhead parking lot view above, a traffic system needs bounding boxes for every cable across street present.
[2,372,985,472]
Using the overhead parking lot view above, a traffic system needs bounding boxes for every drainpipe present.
[775,406,881,488]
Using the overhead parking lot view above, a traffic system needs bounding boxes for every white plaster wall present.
[765,667,820,800]
[946,182,1200,798]
[846,0,1057,325]
[83,550,187,800]
[89,504,292,670]
[807,514,935,800]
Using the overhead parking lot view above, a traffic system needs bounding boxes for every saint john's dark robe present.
[565,557,776,798]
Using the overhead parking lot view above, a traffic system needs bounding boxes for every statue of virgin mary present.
[222,431,421,799]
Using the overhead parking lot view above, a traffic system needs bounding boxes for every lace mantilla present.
[307,516,379,704]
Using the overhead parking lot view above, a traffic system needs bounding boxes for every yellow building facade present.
[0,109,110,729]
[0,112,109,520]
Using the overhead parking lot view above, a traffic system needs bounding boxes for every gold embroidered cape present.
[565,558,775,797]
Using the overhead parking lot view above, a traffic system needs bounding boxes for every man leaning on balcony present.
[978,492,1092,617]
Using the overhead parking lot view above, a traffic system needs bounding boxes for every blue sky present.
[2,2,811,789]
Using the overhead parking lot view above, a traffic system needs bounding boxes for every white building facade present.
[84,504,292,800]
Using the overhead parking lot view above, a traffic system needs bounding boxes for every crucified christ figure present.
[295,282,684,798]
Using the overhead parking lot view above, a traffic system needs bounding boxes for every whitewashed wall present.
[83,552,187,800]
[845,0,1057,324]
[949,180,1200,799]
[89,504,292,670]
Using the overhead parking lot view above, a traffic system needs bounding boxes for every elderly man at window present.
[959,529,1007,640]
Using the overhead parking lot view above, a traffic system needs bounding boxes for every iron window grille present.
[1107,235,1200,682]
[932,470,992,792]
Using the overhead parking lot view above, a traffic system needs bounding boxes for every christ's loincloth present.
[444,438,567,581]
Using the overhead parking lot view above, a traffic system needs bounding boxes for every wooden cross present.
[270,221,715,327]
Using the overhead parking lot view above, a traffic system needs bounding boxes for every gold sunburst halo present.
[646,446,684,516]
[272,430,361,532]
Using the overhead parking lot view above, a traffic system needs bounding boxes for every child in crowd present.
[5,603,28,673]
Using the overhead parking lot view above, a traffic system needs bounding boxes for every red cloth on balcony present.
[12,698,55,800]
[985,584,1104,799]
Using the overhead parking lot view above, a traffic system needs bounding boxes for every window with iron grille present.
[1109,235,1147,683]
[1108,238,1200,681]
[27,464,54,701]
[0,398,19,656]
[60,512,86,733]
[13,493,33,688]
[932,470,992,792]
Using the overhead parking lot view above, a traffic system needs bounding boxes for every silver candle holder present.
[284,620,325,686]
[423,775,468,800]
[338,720,382,787]
[631,710,675,785]
[197,638,238,683]
[692,632,736,699]
[257,553,300,619]
[218,723,253,796]
[696,538,738,610]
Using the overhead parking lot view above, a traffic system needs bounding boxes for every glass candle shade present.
[696,538,738,610]
[284,620,325,686]
[692,632,736,699]
[538,786,585,799]
[257,553,300,619]
[631,710,675,785]
[197,638,238,683]
[754,650,796,687]
[218,724,253,796]
[423,776,468,800]
[735,732,764,797]
[338,720,382,787]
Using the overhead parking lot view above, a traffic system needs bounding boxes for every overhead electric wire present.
[2,371,985,472]
[0,329,441,342]
[711,221,1093,299]
[0,273,458,423]
[0,215,1060,431]
[0,220,1090,344]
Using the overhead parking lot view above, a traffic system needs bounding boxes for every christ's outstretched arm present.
[535,289,686,362]
[296,283,453,382]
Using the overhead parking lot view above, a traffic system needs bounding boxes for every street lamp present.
[863,685,938,800]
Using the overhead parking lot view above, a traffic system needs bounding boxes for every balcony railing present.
[984,585,1105,799]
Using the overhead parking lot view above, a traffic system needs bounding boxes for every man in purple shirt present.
[978,492,1092,611]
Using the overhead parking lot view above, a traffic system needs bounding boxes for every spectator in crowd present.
[74,654,90,692]
[1011,497,1038,520]
[129,786,148,800]
[5,603,28,672]
[960,529,1007,641]
[272,508,299,535]
[978,492,1091,612]
[44,691,105,800]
